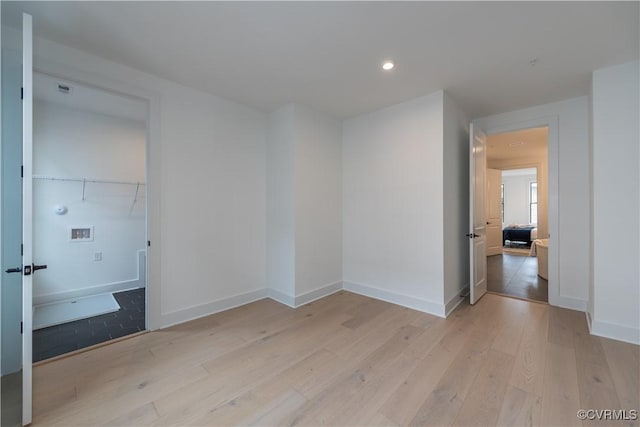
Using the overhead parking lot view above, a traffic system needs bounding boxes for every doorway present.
[31,72,148,361]
[485,127,549,303]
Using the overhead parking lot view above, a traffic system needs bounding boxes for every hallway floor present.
[487,253,548,303]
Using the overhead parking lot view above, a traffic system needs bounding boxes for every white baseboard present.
[33,250,147,306]
[267,281,343,308]
[267,288,296,308]
[33,279,141,306]
[445,293,465,317]
[550,294,587,312]
[590,318,640,345]
[343,281,446,318]
[295,281,343,307]
[161,288,268,328]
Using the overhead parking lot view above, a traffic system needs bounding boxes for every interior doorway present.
[31,72,148,361]
[485,127,549,303]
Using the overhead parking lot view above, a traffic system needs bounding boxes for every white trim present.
[553,295,587,312]
[160,288,268,328]
[295,281,343,307]
[585,311,592,333]
[479,115,562,310]
[343,281,446,318]
[267,288,296,308]
[590,319,640,346]
[33,281,141,306]
[445,292,465,317]
[32,250,146,305]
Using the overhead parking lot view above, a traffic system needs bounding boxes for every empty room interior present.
[0,2,638,427]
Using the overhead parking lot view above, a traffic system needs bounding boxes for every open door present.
[468,123,487,304]
[486,168,503,256]
[1,12,33,426]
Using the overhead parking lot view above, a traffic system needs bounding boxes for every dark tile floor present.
[33,288,145,362]
[487,254,548,302]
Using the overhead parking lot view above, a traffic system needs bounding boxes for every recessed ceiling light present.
[382,61,395,71]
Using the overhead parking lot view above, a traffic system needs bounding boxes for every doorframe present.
[480,116,560,308]
[30,64,162,331]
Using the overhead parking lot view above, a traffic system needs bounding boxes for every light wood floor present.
[32,291,639,426]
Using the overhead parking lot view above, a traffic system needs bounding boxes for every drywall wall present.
[266,103,342,305]
[266,104,295,300]
[591,60,639,344]
[343,91,447,315]
[159,85,267,324]
[294,104,342,301]
[474,97,589,311]
[31,36,267,328]
[33,100,146,304]
[442,93,469,312]
[501,172,537,226]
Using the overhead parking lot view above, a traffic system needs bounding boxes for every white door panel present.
[22,13,34,426]
[469,123,487,304]
[486,168,503,256]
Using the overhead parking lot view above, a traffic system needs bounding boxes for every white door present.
[1,12,34,426]
[469,123,487,304]
[486,168,503,256]
[21,13,35,425]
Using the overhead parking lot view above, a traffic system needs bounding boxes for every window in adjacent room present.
[501,183,505,223]
[530,181,538,224]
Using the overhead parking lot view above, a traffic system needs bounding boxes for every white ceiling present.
[502,168,537,178]
[3,1,639,119]
[487,126,548,162]
[34,72,147,122]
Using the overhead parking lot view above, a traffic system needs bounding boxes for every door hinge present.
[21,243,23,256]
[21,321,23,334]
[147,240,151,247]
[21,165,23,178]
[21,87,23,100]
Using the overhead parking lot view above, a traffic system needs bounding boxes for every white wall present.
[591,60,640,344]
[294,104,342,300]
[501,173,537,226]
[266,104,295,299]
[343,91,447,315]
[33,101,146,304]
[32,36,268,328]
[474,97,589,311]
[442,93,469,311]
[160,85,266,324]
[266,103,342,306]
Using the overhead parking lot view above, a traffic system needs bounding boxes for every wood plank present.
[408,330,495,426]
[452,349,515,426]
[102,403,159,426]
[380,319,471,425]
[497,385,543,427]
[508,305,549,395]
[540,342,582,427]
[181,350,337,426]
[601,338,640,416]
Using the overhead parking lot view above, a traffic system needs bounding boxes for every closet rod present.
[33,175,145,186]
